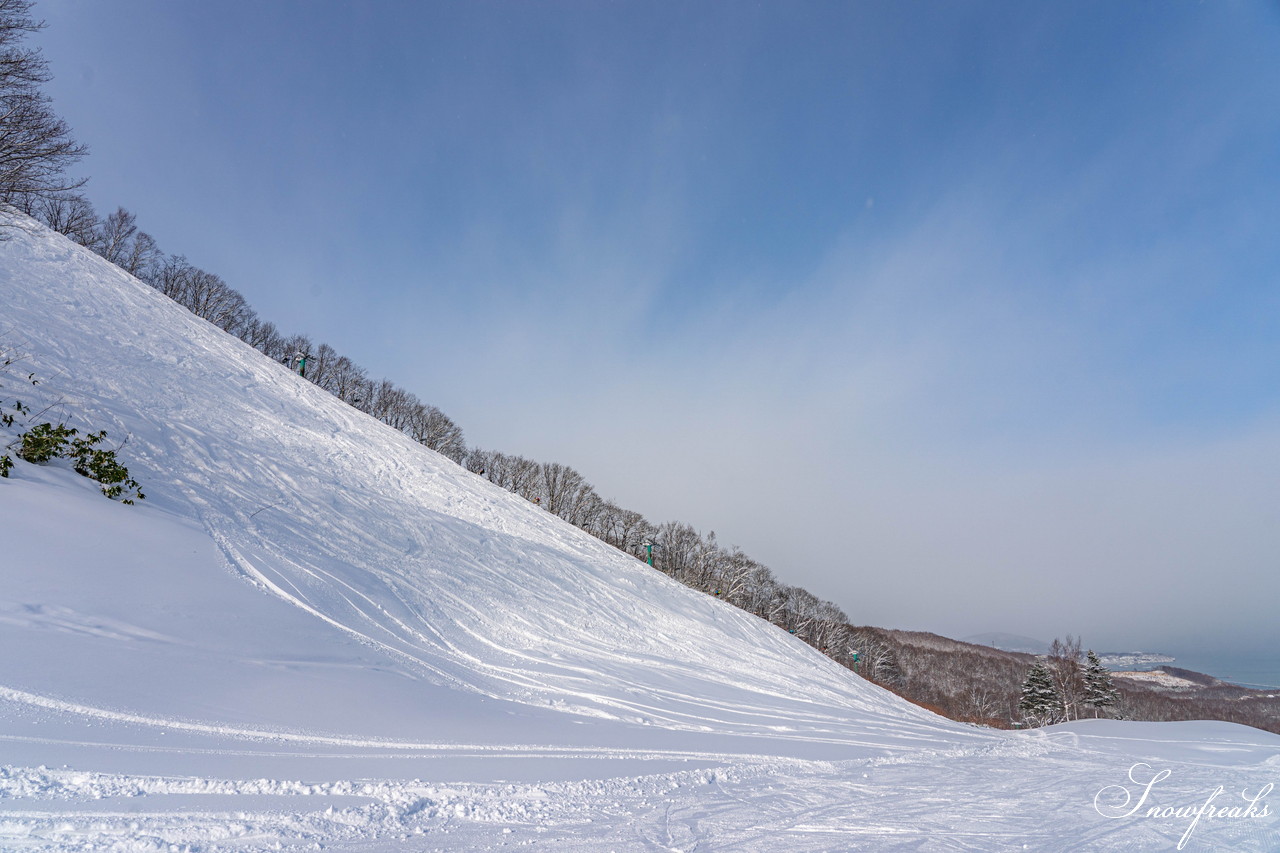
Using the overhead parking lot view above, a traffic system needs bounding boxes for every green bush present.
[1,356,143,504]
[6,422,144,504]
[1,398,27,428]
[69,430,145,503]
[17,422,78,463]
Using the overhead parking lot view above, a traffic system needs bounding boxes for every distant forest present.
[852,628,1280,735]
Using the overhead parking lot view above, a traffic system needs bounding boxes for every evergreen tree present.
[1083,650,1120,717]
[1018,662,1061,726]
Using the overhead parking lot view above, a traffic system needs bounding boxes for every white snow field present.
[0,215,1276,851]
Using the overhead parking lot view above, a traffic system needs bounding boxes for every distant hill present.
[961,632,1050,654]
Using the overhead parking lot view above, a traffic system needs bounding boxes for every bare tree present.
[535,461,578,516]
[1046,635,1086,722]
[562,482,603,529]
[192,271,248,333]
[719,552,773,613]
[654,521,704,579]
[143,254,250,333]
[369,382,418,431]
[276,332,315,375]
[300,342,340,391]
[765,583,798,629]
[505,454,542,501]
[780,585,820,641]
[405,402,466,463]
[0,0,87,209]
[144,253,188,298]
[532,461,602,526]
[87,206,160,278]
[682,532,726,593]
[323,354,368,408]
[29,190,96,243]
[848,629,903,686]
[597,504,652,559]
[93,207,136,265]
[237,316,283,358]
[119,230,159,278]
[744,569,780,620]
[469,450,542,501]
[464,447,493,477]
[810,600,849,653]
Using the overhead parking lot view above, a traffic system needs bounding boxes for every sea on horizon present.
[1129,649,1280,691]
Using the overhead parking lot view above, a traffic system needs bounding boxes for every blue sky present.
[35,1,1280,655]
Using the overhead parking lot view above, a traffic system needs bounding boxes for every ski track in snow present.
[2,216,1279,850]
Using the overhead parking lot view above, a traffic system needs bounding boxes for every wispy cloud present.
[37,0,1280,653]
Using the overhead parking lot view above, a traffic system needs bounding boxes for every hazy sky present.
[34,1,1280,655]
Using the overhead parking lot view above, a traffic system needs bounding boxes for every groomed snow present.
[1,216,1276,850]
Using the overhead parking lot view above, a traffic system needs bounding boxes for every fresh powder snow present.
[0,215,1276,850]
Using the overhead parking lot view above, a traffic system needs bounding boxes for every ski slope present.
[1,215,1276,850]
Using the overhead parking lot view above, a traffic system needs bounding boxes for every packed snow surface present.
[1,216,1277,850]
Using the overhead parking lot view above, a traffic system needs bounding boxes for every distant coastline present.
[964,634,1280,692]
[1097,651,1175,670]
[1150,650,1280,692]
[1100,651,1279,692]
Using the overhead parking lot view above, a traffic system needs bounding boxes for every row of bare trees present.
[18,198,470,463]
[0,0,858,671]
[26,192,858,668]
[463,449,855,663]
[0,3,469,469]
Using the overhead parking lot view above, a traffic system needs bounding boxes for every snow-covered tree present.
[1018,662,1061,726]
[848,629,903,686]
[1083,650,1120,717]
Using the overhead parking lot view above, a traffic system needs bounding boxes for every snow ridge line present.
[0,686,781,762]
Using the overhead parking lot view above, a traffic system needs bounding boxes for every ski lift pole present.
[642,540,658,567]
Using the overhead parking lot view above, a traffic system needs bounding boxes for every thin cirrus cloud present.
[32,1,1280,653]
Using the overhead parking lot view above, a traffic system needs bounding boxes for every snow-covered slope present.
[1,216,1277,851]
